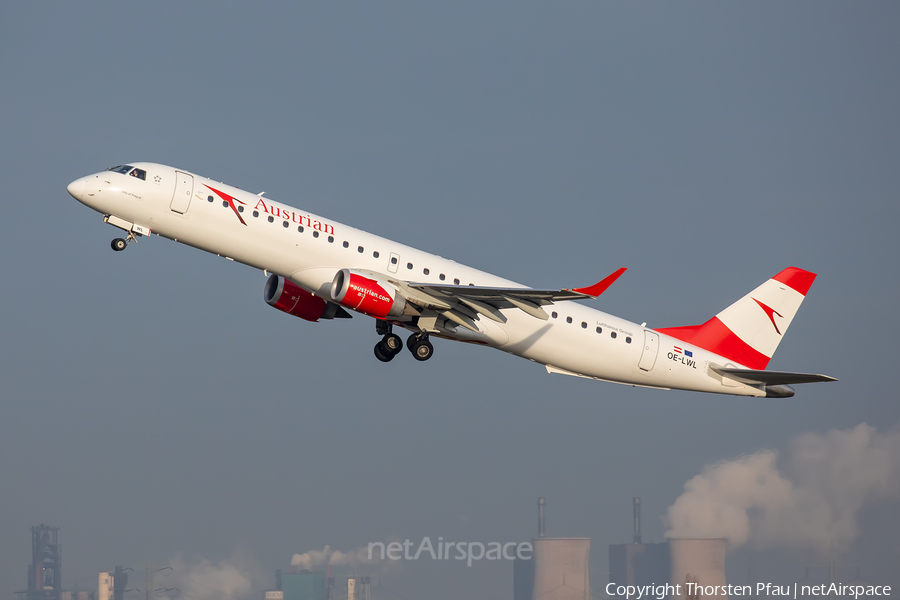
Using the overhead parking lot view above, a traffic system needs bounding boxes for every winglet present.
[572,268,627,298]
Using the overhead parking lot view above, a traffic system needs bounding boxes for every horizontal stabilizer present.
[711,366,837,386]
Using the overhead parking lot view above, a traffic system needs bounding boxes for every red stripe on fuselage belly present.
[655,317,770,370]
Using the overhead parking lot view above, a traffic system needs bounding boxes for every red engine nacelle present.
[331,269,406,318]
[265,275,344,322]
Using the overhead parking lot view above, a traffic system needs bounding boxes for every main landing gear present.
[373,322,434,362]
[374,332,404,362]
[111,231,139,252]
[407,332,434,362]
[374,320,405,362]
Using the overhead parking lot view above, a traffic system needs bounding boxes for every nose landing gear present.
[110,231,139,252]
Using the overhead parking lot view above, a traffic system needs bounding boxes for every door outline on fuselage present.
[388,252,400,274]
[170,171,194,214]
[638,330,660,371]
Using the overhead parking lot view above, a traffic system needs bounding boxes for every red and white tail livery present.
[67,163,837,397]
[657,267,816,371]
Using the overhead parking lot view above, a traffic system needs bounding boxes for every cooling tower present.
[668,538,728,600]
[531,538,591,600]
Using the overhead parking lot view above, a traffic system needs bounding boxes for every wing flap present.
[503,295,550,320]
[458,297,507,323]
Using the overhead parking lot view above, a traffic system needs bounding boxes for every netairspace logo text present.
[368,538,532,567]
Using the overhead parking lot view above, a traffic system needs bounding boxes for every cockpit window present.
[106,165,147,180]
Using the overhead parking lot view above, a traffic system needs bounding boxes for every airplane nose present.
[67,178,85,199]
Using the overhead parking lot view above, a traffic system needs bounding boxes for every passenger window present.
[267,216,274,223]
[581,322,587,329]
[343,241,349,248]
[454,278,460,285]
[439,274,446,281]
[283,221,289,228]
[207,196,214,203]
[297,226,304,232]
[238,205,244,213]
[374,251,380,258]
[390,256,397,264]
[313,231,319,238]
[551,311,558,319]
[358,246,364,253]
[626,337,632,344]
[596,326,602,334]
[223,201,229,207]
[253,211,259,218]
[328,236,334,243]
[566,317,573,324]
[407,263,413,270]
[611,331,617,339]
[423,268,430,275]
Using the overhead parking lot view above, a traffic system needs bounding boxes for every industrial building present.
[608,498,671,586]
[608,499,729,599]
[96,567,127,600]
[514,498,591,600]
[668,538,728,599]
[280,570,327,600]
[14,526,97,600]
[264,568,372,600]
[18,525,62,600]
[345,576,371,600]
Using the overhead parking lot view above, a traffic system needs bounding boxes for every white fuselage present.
[68,162,765,396]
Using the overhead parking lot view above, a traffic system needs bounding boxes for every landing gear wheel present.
[408,334,434,362]
[111,238,127,252]
[412,339,434,361]
[374,341,394,362]
[383,333,403,355]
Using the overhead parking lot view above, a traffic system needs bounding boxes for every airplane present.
[67,162,836,397]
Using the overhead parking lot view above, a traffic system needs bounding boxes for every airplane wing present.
[710,365,838,386]
[403,267,626,328]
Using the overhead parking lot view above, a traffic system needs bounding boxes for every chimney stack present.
[633,497,642,544]
[538,498,546,537]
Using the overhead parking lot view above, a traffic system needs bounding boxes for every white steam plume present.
[290,545,381,570]
[166,553,259,600]
[665,423,900,554]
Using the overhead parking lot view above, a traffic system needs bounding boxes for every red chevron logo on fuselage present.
[753,297,783,335]
[205,184,247,226]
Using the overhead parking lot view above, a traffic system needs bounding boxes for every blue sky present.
[1,3,898,598]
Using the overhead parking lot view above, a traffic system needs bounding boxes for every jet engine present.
[330,269,407,318]
[264,274,350,321]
